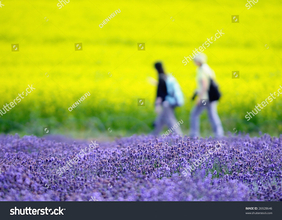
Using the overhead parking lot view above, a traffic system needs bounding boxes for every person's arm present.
[155,76,167,113]
[191,91,198,100]
[155,97,162,105]
[147,77,158,86]
[196,78,208,105]
[156,77,167,104]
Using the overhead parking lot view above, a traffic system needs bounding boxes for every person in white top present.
[189,53,224,138]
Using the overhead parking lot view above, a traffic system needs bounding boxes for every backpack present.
[163,74,184,107]
[208,78,221,102]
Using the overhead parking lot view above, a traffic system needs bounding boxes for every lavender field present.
[0,134,281,201]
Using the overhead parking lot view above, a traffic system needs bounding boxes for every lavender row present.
[0,134,281,201]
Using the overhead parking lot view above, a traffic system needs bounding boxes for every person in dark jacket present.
[151,62,183,136]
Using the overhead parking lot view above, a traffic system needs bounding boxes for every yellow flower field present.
[0,0,281,137]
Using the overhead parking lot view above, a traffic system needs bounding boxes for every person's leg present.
[189,104,205,137]
[151,106,166,136]
[207,101,224,138]
[164,105,183,136]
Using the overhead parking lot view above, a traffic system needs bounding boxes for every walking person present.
[190,53,224,138]
[152,62,184,136]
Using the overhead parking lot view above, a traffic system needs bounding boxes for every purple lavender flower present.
[0,134,281,201]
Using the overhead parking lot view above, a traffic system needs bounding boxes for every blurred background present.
[0,0,281,139]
